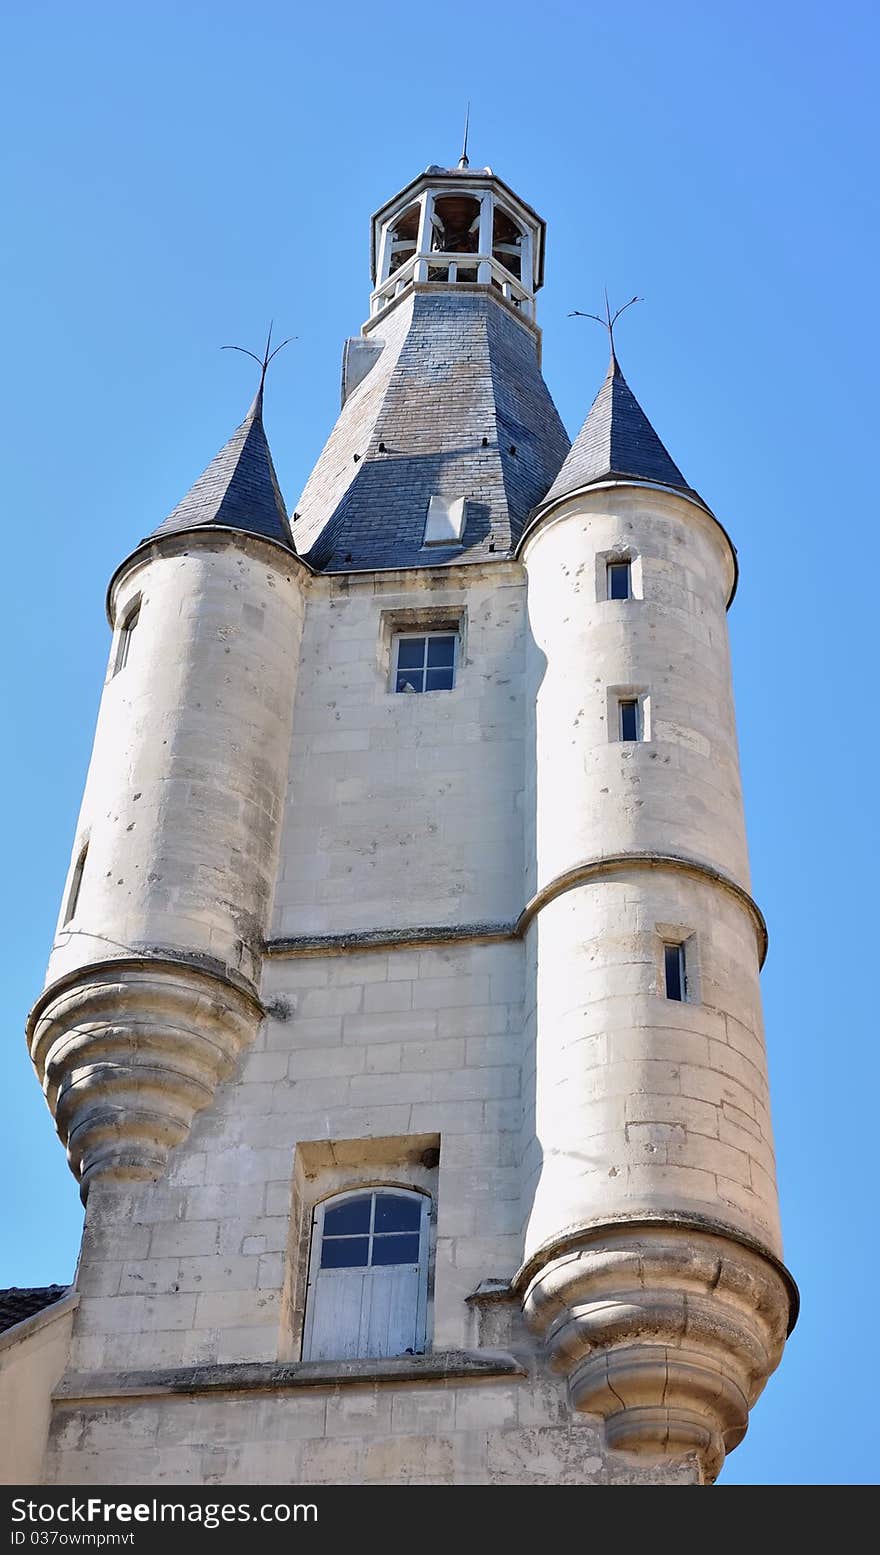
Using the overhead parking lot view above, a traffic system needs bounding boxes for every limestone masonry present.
[3,158,797,1486]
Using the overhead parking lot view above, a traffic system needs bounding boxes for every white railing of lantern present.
[370,253,534,319]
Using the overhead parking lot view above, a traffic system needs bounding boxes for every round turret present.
[27,391,306,1195]
[515,355,795,1481]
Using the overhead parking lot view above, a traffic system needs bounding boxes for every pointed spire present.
[150,386,294,550]
[540,351,701,511]
[458,102,470,168]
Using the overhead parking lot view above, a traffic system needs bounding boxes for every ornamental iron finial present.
[221,321,296,391]
[569,290,643,360]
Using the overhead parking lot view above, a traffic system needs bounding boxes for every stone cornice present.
[53,1349,526,1405]
[265,921,515,959]
[511,1211,799,1334]
[27,951,263,1042]
[517,479,740,608]
[266,851,768,967]
[105,526,311,628]
[516,852,768,966]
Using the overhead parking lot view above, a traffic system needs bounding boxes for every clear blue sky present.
[1,0,876,1487]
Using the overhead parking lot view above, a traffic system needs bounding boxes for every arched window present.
[387,203,420,277]
[302,1187,430,1362]
[492,204,523,281]
[114,600,141,676]
[430,194,480,256]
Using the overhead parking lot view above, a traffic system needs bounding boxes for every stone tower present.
[11,159,796,1487]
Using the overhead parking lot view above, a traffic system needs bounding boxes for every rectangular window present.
[394,632,457,693]
[664,942,686,1002]
[607,560,631,600]
[619,698,640,741]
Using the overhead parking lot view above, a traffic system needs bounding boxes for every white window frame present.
[302,1186,431,1363]
[391,630,459,694]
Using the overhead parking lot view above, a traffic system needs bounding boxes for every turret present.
[27,383,307,1196]
[516,347,796,1481]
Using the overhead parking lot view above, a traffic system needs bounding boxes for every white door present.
[302,1188,430,1362]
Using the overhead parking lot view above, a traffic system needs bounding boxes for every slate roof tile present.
[541,352,705,510]
[292,290,570,571]
[0,1285,69,1334]
[149,386,294,550]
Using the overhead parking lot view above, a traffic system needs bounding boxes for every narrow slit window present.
[394,632,457,694]
[64,843,88,926]
[607,560,631,600]
[664,942,686,1002]
[114,603,140,675]
[619,698,640,741]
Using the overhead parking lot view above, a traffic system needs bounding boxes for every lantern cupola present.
[370,164,544,322]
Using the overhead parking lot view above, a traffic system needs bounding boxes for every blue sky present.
[1,0,877,1486]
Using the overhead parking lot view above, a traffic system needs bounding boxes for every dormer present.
[370,165,545,322]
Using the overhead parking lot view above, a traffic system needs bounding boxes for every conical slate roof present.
[150,386,294,549]
[292,289,570,571]
[540,352,702,510]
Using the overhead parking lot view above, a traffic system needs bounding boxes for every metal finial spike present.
[221,324,297,394]
[458,101,470,169]
[569,294,643,359]
[261,320,274,386]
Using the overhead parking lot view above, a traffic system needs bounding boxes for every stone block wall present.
[63,938,525,1377]
[271,566,527,937]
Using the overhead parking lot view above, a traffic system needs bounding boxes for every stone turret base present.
[519,1221,794,1483]
[28,958,261,1199]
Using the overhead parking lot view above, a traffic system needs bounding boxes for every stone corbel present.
[517,1221,796,1483]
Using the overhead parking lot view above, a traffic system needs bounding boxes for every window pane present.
[371,1233,421,1266]
[608,562,630,600]
[664,943,685,1002]
[320,1236,370,1269]
[374,1195,422,1233]
[620,700,639,741]
[426,635,456,667]
[323,1198,371,1236]
[425,667,454,692]
[396,637,425,669]
[396,670,425,693]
